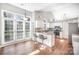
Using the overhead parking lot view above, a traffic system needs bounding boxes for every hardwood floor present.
[35,38,73,55]
[0,38,73,55]
[0,40,35,55]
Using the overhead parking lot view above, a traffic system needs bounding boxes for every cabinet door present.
[4,20,13,42]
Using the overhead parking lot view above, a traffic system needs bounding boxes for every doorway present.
[68,23,79,43]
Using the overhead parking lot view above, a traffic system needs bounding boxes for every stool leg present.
[42,39,43,44]
[35,37,38,44]
[40,39,44,48]
[35,38,37,44]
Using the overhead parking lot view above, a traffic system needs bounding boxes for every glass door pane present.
[4,20,13,42]
[17,31,23,39]
[17,22,23,31]
[15,15,23,20]
[16,21,23,39]
[25,22,30,37]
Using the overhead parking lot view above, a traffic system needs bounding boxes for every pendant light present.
[24,4,30,21]
[25,9,27,18]
[25,3,27,18]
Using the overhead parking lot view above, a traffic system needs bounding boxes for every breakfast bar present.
[34,32,55,47]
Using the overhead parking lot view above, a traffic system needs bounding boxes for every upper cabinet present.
[53,22,63,28]
[68,17,78,23]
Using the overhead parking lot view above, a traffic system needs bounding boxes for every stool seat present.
[39,35,46,39]
[34,34,38,38]
[39,34,47,43]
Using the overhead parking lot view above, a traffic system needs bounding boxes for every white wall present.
[36,20,44,28]
[35,11,53,21]
[62,21,69,38]
[0,4,2,45]
[35,11,44,20]
[34,11,53,29]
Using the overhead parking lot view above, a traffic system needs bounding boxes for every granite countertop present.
[37,32,53,35]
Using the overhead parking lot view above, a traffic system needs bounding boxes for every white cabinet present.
[44,34,55,47]
[1,10,31,45]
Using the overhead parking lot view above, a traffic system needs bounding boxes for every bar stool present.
[33,34,38,44]
[39,34,47,49]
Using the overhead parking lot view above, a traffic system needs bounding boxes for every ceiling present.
[9,3,79,20]
[10,3,51,12]
[10,3,68,12]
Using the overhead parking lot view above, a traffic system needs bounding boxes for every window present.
[15,15,23,20]
[4,12,14,19]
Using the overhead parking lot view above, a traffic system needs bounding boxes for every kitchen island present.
[34,32,55,47]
